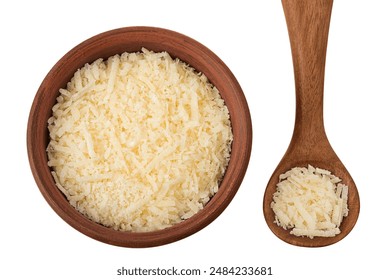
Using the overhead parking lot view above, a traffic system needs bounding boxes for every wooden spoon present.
[263,0,360,247]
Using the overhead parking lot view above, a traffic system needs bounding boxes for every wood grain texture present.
[27,27,252,248]
[263,0,360,247]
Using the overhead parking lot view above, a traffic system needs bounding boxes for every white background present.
[1,0,389,279]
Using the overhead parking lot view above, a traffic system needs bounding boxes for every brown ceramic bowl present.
[27,26,252,248]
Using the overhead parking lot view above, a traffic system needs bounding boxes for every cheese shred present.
[271,165,349,238]
[47,49,233,232]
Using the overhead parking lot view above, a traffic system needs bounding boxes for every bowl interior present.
[27,27,252,247]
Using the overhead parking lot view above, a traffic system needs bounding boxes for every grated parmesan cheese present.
[47,48,233,232]
[271,165,349,238]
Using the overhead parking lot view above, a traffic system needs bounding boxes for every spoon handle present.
[282,0,333,141]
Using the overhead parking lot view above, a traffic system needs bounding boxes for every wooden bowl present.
[27,27,252,247]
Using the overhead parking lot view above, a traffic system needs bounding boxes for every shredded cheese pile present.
[47,49,233,232]
[271,165,349,238]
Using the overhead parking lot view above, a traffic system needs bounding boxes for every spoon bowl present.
[263,0,360,247]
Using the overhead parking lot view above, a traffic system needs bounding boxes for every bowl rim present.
[27,26,252,248]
